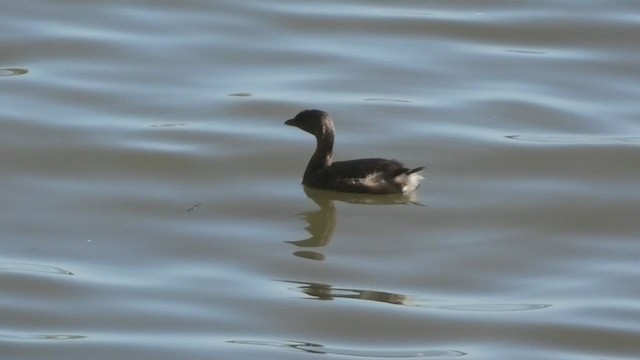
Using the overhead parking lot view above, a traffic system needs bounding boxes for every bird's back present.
[305,158,424,194]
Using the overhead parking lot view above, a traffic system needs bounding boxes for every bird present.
[285,109,424,194]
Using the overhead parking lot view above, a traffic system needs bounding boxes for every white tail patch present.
[347,170,424,194]
[396,172,424,193]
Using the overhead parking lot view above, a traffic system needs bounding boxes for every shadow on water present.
[286,187,423,261]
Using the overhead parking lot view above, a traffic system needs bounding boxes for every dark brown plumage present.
[285,109,424,194]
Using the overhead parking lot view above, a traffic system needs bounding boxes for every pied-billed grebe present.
[285,109,425,194]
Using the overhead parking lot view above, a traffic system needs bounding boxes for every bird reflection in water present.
[281,279,416,306]
[279,280,551,312]
[286,187,422,260]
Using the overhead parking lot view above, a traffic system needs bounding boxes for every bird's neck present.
[303,131,334,182]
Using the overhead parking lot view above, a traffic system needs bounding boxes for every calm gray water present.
[2,1,639,359]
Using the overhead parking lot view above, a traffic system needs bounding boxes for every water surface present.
[2,1,639,359]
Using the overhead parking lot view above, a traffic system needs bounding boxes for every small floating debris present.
[228,92,252,97]
[186,203,201,212]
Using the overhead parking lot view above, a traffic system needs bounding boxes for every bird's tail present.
[392,166,425,193]
[391,166,425,178]
[407,166,425,175]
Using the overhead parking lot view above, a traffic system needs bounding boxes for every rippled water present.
[2,1,639,359]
